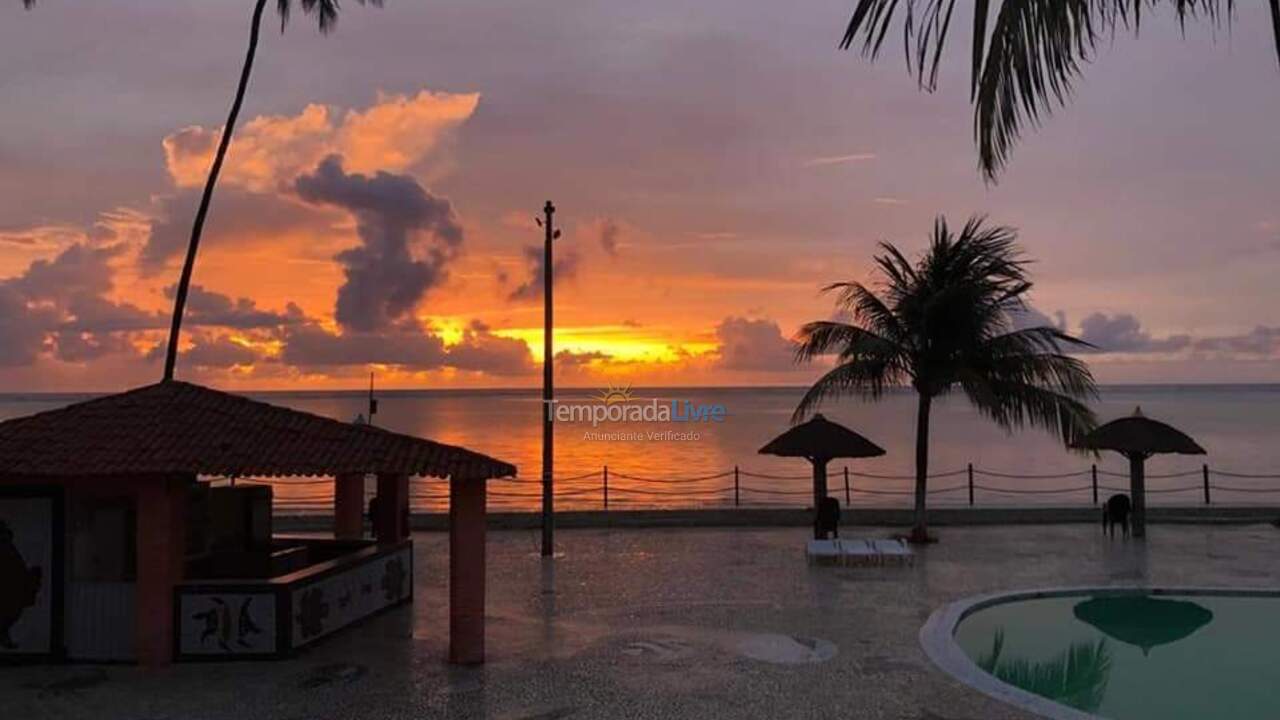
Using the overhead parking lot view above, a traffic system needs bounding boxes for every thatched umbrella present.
[1073,596,1213,656]
[1072,407,1205,538]
[759,413,886,539]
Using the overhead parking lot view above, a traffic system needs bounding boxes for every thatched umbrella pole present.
[811,456,829,538]
[811,456,829,507]
[1128,452,1148,538]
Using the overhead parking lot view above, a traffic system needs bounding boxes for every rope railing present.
[258,462,1280,514]
[1210,470,1280,479]
[738,470,813,480]
[1097,469,1203,479]
[973,484,1094,495]
[975,469,1090,480]
[609,470,734,483]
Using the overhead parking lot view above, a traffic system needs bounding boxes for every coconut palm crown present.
[793,216,1098,541]
[839,0,1280,181]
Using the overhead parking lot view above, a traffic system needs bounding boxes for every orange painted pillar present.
[449,474,486,664]
[334,473,365,539]
[135,477,187,666]
[375,473,410,543]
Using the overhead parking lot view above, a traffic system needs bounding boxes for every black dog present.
[1102,494,1132,539]
[816,496,841,539]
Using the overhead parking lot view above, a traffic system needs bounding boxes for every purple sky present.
[1,0,1278,389]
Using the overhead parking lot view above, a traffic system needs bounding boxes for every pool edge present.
[918,586,1280,720]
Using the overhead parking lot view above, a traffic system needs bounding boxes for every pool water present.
[954,593,1280,719]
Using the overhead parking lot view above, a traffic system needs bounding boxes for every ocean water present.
[3,385,1279,512]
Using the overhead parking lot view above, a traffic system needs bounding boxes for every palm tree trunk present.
[162,0,269,381]
[911,392,932,542]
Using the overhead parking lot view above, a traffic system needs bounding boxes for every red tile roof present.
[0,381,516,479]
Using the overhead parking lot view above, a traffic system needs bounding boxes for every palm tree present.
[838,0,1280,181]
[793,216,1097,542]
[22,0,381,381]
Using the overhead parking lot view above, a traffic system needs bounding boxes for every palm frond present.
[793,320,900,363]
[792,357,908,422]
[974,0,1104,180]
[961,369,1097,446]
[279,0,381,33]
[986,325,1096,354]
[1270,0,1280,69]
[821,282,906,341]
[841,0,1251,180]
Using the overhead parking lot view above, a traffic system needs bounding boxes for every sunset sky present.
[2,0,1279,391]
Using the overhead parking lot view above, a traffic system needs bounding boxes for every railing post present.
[734,465,740,507]
[843,466,851,506]
[1203,464,1210,505]
[1091,464,1098,505]
[603,465,609,511]
[967,463,974,506]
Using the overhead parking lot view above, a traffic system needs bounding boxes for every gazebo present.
[0,381,514,666]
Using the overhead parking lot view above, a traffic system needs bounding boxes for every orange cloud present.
[338,91,480,174]
[162,90,480,192]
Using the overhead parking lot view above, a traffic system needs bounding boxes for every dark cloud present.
[164,284,305,329]
[0,284,52,366]
[598,218,621,257]
[281,322,449,368]
[1078,313,1192,354]
[10,242,123,301]
[281,317,534,374]
[507,243,580,302]
[143,333,260,368]
[1193,326,1280,356]
[52,329,132,363]
[714,316,798,371]
[295,155,463,332]
[182,335,260,368]
[0,242,156,366]
[447,320,534,375]
[1009,305,1067,332]
[0,240,316,370]
[60,294,163,332]
[555,349,611,367]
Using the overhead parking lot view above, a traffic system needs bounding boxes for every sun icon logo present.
[594,383,634,404]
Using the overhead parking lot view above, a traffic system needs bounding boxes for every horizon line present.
[4,380,1280,397]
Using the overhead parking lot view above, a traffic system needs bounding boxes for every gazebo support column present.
[811,457,829,540]
[334,473,366,539]
[135,476,188,666]
[449,474,486,664]
[374,472,410,542]
[1129,454,1147,539]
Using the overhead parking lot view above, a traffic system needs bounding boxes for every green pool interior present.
[954,593,1280,720]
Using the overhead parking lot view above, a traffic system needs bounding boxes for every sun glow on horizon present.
[494,325,716,364]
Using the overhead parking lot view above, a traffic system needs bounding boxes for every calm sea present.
[3,385,1279,511]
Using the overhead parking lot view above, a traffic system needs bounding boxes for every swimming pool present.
[920,588,1280,720]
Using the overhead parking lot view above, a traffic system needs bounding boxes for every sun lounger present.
[805,538,914,567]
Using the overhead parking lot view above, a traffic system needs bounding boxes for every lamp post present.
[539,201,559,557]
